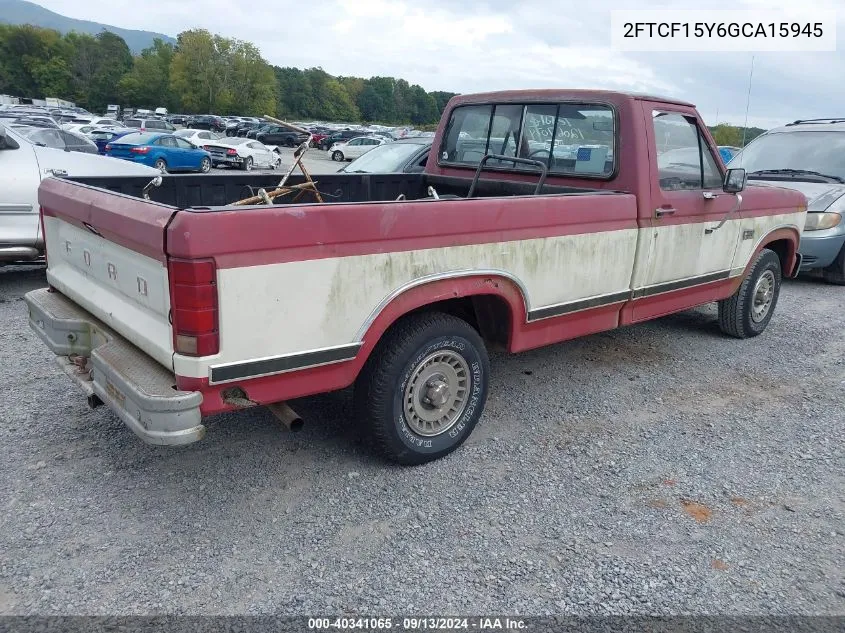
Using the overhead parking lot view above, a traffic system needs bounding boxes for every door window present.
[654,112,723,190]
[174,138,193,149]
[157,136,177,147]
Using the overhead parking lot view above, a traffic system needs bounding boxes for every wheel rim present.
[751,270,776,322]
[403,350,470,437]
[245,158,252,171]
[155,160,166,172]
[201,158,210,172]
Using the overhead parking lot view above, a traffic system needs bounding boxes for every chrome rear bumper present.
[25,288,205,446]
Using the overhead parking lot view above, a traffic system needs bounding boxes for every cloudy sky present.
[35,0,845,128]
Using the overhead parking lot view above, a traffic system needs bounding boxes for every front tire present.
[354,312,490,465]
[332,151,344,162]
[718,248,782,338]
[199,157,211,173]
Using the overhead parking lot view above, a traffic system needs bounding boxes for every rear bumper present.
[25,287,205,446]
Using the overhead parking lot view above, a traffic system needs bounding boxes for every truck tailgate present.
[39,177,177,369]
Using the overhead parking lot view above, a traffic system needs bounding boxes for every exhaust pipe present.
[267,402,304,433]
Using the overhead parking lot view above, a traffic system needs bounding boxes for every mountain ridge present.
[0,0,176,53]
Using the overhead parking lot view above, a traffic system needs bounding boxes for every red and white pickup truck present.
[25,90,807,464]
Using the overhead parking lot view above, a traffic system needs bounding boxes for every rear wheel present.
[718,248,782,338]
[354,312,490,465]
[154,158,168,173]
[332,151,344,162]
[241,156,253,172]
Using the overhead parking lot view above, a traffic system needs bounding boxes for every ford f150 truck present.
[25,90,807,464]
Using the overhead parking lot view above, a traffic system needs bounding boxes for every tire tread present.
[354,311,487,465]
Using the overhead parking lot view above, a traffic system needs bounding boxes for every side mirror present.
[723,167,746,194]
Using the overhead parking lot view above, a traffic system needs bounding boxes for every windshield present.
[344,142,428,172]
[730,131,845,180]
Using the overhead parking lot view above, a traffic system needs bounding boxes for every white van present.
[0,123,159,264]
[155,107,168,117]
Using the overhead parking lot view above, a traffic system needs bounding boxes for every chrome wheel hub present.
[404,351,470,437]
[751,270,775,323]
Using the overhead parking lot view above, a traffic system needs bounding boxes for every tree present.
[170,29,222,112]
[119,38,175,109]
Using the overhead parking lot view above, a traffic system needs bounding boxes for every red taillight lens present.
[105,144,112,151]
[130,146,149,154]
[226,148,237,156]
[168,258,219,357]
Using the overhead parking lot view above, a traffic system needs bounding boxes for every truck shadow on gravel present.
[0,265,47,302]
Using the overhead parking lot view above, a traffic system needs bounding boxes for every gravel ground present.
[0,265,843,616]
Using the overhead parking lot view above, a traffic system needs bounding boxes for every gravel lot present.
[0,265,843,616]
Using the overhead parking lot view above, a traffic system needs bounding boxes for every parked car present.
[123,118,176,133]
[718,146,741,163]
[174,128,221,146]
[105,131,212,173]
[168,114,188,125]
[187,115,226,133]
[254,126,309,147]
[235,121,264,137]
[0,121,157,264]
[328,135,389,161]
[15,126,98,154]
[244,123,274,139]
[90,129,134,154]
[64,117,121,129]
[318,129,362,150]
[21,90,806,464]
[201,137,282,170]
[339,137,432,174]
[727,118,845,282]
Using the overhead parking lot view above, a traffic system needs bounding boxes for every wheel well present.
[404,295,513,350]
[764,238,793,274]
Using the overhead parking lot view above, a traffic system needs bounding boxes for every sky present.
[32,0,845,129]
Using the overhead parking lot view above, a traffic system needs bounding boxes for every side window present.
[157,136,177,147]
[174,138,193,149]
[700,131,723,189]
[654,112,704,190]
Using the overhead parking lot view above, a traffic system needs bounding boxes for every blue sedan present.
[105,132,212,173]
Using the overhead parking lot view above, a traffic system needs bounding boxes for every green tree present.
[119,38,175,109]
[170,29,223,112]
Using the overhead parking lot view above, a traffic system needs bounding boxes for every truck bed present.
[71,172,612,208]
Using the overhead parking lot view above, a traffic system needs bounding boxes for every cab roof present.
[448,89,695,108]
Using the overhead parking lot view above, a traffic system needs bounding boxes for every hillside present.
[0,0,175,53]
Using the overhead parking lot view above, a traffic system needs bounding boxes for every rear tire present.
[353,312,490,465]
[823,245,845,285]
[241,156,253,172]
[718,248,781,338]
[154,158,168,173]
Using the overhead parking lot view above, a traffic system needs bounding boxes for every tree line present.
[0,24,458,125]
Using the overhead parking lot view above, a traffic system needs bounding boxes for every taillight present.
[168,258,219,357]
[226,148,237,156]
[130,146,149,154]
[105,144,112,151]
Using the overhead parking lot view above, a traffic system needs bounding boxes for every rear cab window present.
[440,101,616,178]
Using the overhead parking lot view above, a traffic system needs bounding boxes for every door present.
[0,140,40,246]
[174,137,198,168]
[629,108,743,321]
[248,142,269,166]
[346,138,365,158]
[156,136,181,168]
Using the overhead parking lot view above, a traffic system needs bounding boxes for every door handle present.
[655,207,676,218]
